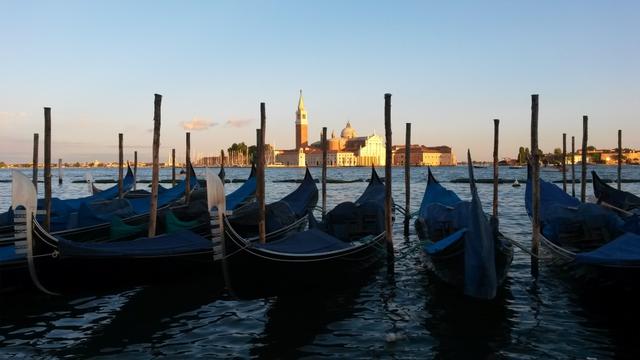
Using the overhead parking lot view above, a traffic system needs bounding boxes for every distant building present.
[392,145,456,166]
[275,91,386,166]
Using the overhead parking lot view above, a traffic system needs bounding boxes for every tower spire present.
[298,89,305,111]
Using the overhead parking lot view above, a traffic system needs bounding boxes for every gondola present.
[592,171,640,213]
[0,167,255,293]
[18,170,230,293]
[525,168,640,287]
[0,165,136,236]
[223,167,319,249]
[223,167,388,293]
[415,155,513,300]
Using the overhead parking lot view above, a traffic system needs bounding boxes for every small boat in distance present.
[509,165,524,169]
[512,179,521,187]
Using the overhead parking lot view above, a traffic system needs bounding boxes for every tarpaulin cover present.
[0,244,22,263]
[464,162,497,299]
[128,167,198,215]
[424,228,466,255]
[255,228,352,254]
[226,175,256,211]
[58,230,211,258]
[418,168,463,220]
[575,232,640,266]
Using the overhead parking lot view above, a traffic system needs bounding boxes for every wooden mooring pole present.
[32,133,39,188]
[118,133,124,198]
[257,103,266,244]
[492,119,499,218]
[384,93,394,260]
[148,94,162,237]
[404,122,411,235]
[44,107,52,231]
[57,159,63,185]
[618,129,622,190]
[571,136,576,197]
[562,133,567,192]
[133,150,138,190]
[530,94,540,278]
[171,148,176,186]
[220,149,225,182]
[581,116,588,203]
[186,132,191,203]
[322,127,327,221]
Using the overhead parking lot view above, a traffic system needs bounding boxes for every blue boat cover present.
[226,175,256,211]
[280,168,319,217]
[418,161,499,299]
[57,230,211,258]
[356,167,386,205]
[464,159,497,299]
[255,228,352,254]
[525,170,640,268]
[575,232,640,266]
[418,168,463,220]
[0,244,23,263]
[0,208,14,227]
[128,166,198,215]
[1,168,134,230]
[424,228,466,255]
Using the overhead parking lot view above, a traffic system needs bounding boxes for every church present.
[275,91,386,167]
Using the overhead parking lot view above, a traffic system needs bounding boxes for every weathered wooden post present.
[171,148,176,186]
[148,94,162,237]
[219,149,225,183]
[44,107,52,231]
[571,136,576,197]
[618,129,622,190]
[404,122,411,235]
[384,93,394,260]
[185,132,191,203]
[57,159,63,185]
[32,133,39,188]
[257,103,267,244]
[562,133,567,192]
[530,94,540,278]
[133,150,138,190]
[492,119,499,218]
[581,116,588,203]
[118,133,124,198]
[322,127,328,221]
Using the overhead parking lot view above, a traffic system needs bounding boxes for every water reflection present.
[422,268,515,359]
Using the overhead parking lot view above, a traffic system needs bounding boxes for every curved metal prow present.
[12,171,58,295]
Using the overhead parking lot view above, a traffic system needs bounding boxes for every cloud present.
[180,117,217,131]
[225,118,253,128]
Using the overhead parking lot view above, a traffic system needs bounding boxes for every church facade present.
[275,91,455,167]
[275,91,387,167]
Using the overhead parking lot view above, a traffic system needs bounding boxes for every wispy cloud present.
[225,118,253,128]
[180,116,217,131]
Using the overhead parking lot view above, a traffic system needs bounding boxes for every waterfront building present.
[392,145,457,166]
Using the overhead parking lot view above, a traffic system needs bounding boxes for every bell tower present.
[295,89,308,149]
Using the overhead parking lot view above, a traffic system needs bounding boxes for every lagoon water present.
[1,165,639,359]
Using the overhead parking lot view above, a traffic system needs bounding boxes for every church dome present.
[340,121,356,139]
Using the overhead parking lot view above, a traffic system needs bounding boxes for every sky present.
[1,0,639,163]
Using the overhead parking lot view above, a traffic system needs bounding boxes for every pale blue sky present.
[1,1,638,162]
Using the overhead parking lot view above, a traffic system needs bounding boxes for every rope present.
[504,236,551,259]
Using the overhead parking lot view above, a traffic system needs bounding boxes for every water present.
[1,165,639,359]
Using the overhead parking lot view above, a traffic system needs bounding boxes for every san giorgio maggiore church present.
[274,91,456,167]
